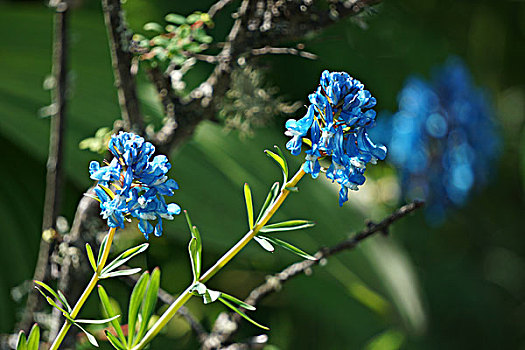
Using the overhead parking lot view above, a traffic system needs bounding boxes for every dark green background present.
[1,0,524,349]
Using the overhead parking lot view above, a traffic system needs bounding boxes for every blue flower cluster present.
[89,132,181,238]
[285,70,387,205]
[375,57,500,222]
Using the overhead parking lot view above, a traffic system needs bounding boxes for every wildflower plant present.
[375,57,500,222]
[22,70,386,350]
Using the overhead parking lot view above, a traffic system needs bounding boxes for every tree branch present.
[17,1,69,333]
[102,0,144,133]
[203,200,424,349]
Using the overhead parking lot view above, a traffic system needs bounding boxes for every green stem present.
[49,227,117,350]
[131,168,306,350]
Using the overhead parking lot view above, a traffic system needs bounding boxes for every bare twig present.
[102,0,144,133]
[203,200,424,349]
[250,45,318,60]
[17,1,69,334]
[208,0,237,18]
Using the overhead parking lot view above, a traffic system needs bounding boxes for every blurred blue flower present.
[89,132,181,238]
[285,70,387,205]
[374,57,500,223]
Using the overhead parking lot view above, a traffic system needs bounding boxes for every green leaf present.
[259,220,315,233]
[98,285,126,345]
[136,268,160,341]
[273,145,289,182]
[73,322,98,347]
[253,236,274,252]
[255,182,280,225]
[26,324,40,350]
[33,280,60,303]
[97,234,109,267]
[244,183,254,230]
[16,331,27,350]
[186,13,201,24]
[57,290,72,313]
[258,235,317,261]
[203,289,221,304]
[165,13,186,25]
[284,186,299,192]
[100,268,142,279]
[265,149,288,184]
[105,330,127,350]
[219,292,256,311]
[75,315,120,324]
[101,243,149,275]
[97,184,115,200]
[86,243,97,272]
[43,294,69,315]
[127,271,149,346]
[218,297,269,330]
[185,211,202,281]
[143,22,164,33]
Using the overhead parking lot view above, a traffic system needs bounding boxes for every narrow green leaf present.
[128,271,149,347]
[86,243,97,272]
[259,220,315,233]
[253,236,274,252]
[97,234,109,267]
[265,149,288,184]
[258,235,317,261]
[101,243,149,276]
[143,22,163,33]
[203,289,221,304]
[136,268,160,342]
[73,322,98,347]
[45,295,69,315]
[165,13,186,25]
[220,293,256,311]
[255,182,280,225]
[100,268,142,279]
[105,330,126,350]
[98,285,126,345]
[75,315,120,324]
[273,145,289,182]
[188,225,202,281]
[218,298,269,330]
[244,183,254,230]
[16,331,27,350]
[57,290,72,313]
[34,280,60,303]
[26,324,40,350]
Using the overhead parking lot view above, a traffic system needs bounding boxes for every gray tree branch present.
[202,200,424,349]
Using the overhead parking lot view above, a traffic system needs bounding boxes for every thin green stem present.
[49,227,117,350]
[131,168,306,350]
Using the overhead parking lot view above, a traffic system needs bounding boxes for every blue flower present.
[285,70,387,205]
[374,57,500,223]
[89,132,181,238]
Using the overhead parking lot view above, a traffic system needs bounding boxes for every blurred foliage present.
[0,0,524,349]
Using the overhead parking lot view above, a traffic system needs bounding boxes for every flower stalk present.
[131,168,306,350]
[49,226,117,350]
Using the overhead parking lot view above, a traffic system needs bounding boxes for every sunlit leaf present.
[253,236,274,252]
[74,322,99,347]
[16,331,26,350]
[57,290,72,313]
[186,211,202,281]
[137,268,160,341]
[33,280,60,304]
[258,235,317,260]
[105,330,126,350]
[265,149,288,185]
[259,220,315,233]
[244,183,254,230]
[97,234,109,267]
[143,22,163,33]
[98,285,126,345]
[100,268,142,279]
[255,182,280,225]
[220,292,256,311]
[86,243,97,272]
[26,324,39,350]
[101,243,148,275]
[218,297,269,330]
[128,271,149,346]
[75,315,120,324]
[165,13,186,25]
